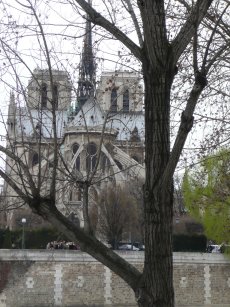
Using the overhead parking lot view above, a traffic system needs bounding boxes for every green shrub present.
[173,234,207,252]
[0,228,64,249]
[2,228,12,249]
[0,229,6,247]
[25,228,65,249]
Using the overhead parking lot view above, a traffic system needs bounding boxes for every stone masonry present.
[0,250,229,306]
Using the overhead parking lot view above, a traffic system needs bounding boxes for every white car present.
[119,244,140,251]
[207,244,221,253]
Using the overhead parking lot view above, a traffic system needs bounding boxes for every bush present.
[2,228,12,248]
[173,234,207,252]
[0,228,63,249]
[25,228,65,249]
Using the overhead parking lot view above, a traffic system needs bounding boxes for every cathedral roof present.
[108,112,144,142]
[65,97,144,142]
[69,97,105,129]
[15,107,67,139]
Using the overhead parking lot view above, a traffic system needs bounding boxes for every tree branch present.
[29,1,58,200]
[202,3,230,71]
[177,0,230,39]
[0,169,30,203]
[73,0,142,60]
[0,145,38,195]
[35,201,142,290]
[122,0,143,47]
[172,0,213,63]
[161,78,207,188]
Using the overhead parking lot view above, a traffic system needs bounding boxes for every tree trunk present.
[82,182,92,234]
[136,63,175,307]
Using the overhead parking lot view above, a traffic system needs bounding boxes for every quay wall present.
[0,250,229,306]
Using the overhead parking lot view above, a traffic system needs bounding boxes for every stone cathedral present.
[3,18,145,230]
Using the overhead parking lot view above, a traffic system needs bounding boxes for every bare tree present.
[0,0,230,306]
[92,184,142,249]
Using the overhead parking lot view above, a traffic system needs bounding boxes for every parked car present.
[206,244,221,253]
[133,242,145,251]
[119,244,140,251]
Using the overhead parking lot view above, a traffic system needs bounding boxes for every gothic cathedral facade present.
[3,68,145,230]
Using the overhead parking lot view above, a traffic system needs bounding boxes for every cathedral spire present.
[77,0,96,110]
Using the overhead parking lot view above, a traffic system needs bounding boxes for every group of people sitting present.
[46,241,79,250]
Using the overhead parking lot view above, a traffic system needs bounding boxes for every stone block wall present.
[0,250,229,306]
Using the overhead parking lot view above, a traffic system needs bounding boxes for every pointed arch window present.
[123,89,129,112]
[114,159,123,170]
[41,83,48,108]
[130,126,141,142]
[111,88,117,112]
[32,152,39,167]
[35,122,43,137]
[101,152,110,173]
[53,84,58,110]
[86,142,97,172]
[72,143,80,171]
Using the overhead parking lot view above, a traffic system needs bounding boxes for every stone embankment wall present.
[0,250,229,307]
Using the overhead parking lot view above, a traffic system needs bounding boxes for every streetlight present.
[21,218,26,249]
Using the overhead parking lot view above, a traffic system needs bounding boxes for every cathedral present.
[3,18,145,230]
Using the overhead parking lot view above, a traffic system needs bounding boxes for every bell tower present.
[27,69,72,111]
